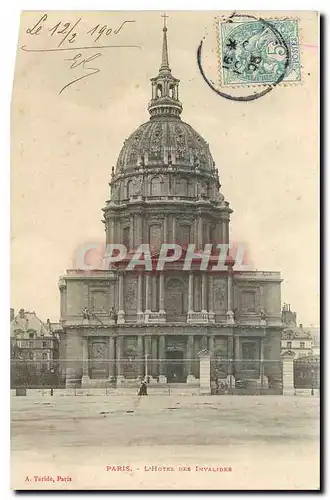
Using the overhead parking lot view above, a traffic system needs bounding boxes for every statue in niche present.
[132,176,143,195]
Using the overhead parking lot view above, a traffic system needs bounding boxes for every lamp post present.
[145,353,149,382]
[311,368,315,396]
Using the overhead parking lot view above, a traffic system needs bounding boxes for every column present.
[163,215,168,243]
[260,338,265,388]
[110,219,115,245]
[129,215,134,250]
[137,335,144,379]
[218,221,223,245]
[172,216,176,244]
[117,273,125,323]
[144,335,152,380]
[82,337,90,384]
[145,274,151,313]
[226,268,234,324]
[159,272,165,315]
[227,335,235,388]
[135,215,142,246]
[137,272,143,322]
[234,335,240,377]
[186,335,195,382]
[188,272,194,313]
[116,336,124,383]
[151,336,158,379]
[108,336,115,380]
[208,275,215,322]
[152,274,157,311]
[201,273,207,313]
[194,218,198,246]
[158,335,167,383]
[223,220,229,244]
[198,218,203,249]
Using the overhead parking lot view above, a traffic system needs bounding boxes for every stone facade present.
[59,22,283,389]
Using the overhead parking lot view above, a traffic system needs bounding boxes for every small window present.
[29,341,34,349]
[300,342,305,348]
[29,332,34,339]
[287,341,292,349]
[42,341,47,348]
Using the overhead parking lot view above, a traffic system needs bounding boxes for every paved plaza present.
[11,394,320,490]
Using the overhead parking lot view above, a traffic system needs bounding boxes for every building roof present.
[10,309,52,337]
[282,324,313,341]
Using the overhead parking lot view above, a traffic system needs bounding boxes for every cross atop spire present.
[161,12,169,29]
[160,12,170,72]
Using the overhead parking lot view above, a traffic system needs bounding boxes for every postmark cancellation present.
[218,16,301,87]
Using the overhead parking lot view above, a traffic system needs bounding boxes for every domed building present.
[59,20,284,391]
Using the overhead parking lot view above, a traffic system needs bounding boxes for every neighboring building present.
[59,20,283,389]
[281,303,313,358]
[10,309,60,386]
[308,326,320,356]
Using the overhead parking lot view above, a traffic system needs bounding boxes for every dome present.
[116,118,215,175]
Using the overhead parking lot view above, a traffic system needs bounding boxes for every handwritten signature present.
[22,13,141,94]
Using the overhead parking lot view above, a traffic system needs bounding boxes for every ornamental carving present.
[213,279,226,311]
[91,342,107,359]
[124,277,137,310]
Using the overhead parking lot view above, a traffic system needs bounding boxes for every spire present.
[160,13,170,72]
[148,14,183,119]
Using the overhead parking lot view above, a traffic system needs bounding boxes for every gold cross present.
[161,12,169,29]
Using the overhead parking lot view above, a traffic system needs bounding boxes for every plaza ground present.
[11,394,320,490]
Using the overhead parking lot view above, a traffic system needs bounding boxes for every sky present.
[11,10,319,326]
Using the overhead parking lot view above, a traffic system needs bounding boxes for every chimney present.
[10,308,14,322]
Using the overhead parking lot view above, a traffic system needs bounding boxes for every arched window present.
[169,84,175,99]
[150,176,162,196]
[156,84,163,98]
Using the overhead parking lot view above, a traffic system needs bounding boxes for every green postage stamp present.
[219,17,301,86]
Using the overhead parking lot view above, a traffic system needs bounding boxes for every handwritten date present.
[26,13,135,47]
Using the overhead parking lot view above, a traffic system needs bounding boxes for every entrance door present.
[241,340,260,376]
[166,350,184,383]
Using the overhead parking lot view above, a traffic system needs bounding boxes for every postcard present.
[11,10,319,490]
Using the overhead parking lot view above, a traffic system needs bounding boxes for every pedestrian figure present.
[138,380,148,396]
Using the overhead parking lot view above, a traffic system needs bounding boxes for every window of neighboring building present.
[29,332,34,339]
[28,341,33,349]
[42,341,47,348]
[287,341,292,348]
[300,342,305,348]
